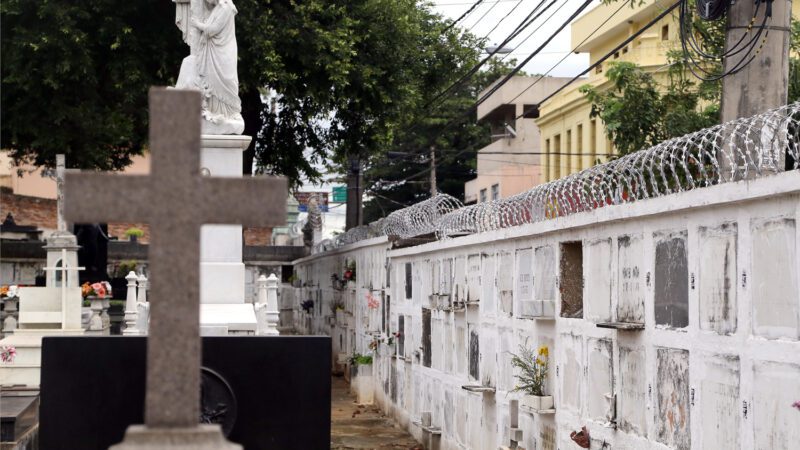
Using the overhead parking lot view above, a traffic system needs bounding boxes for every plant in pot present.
[124,227,144,243]
[511,344,552,411]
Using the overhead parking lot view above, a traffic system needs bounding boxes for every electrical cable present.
[441,0,486,34]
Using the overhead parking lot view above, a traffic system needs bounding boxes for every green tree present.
[2,0,489,189]
[362,57,519,222]
[1,0,184,170]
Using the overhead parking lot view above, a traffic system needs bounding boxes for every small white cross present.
[42,248,85,329]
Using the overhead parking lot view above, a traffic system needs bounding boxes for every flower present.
[0,285,19,299]
[538,346,549,357]
[91,282,107,298]
[0,346,17,363]
[366,293,380,309]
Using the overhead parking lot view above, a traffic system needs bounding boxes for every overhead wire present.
[441,0,485,34]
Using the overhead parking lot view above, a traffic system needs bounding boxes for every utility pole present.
[345,155,363,230]
[719,0,792,174]
[429,145,437,196]
[721,0,792,121]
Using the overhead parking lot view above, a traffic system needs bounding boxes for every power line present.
[464,0,502,31]
[397,1,682,186]
[514,0,682,120]
[441,0,485,34]
[477,0,526,42]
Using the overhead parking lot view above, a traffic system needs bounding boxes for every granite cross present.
[64,88,287,428]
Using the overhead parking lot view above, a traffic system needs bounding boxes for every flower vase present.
[2,296,19,334]
[88,296,105,332]
[522,394,554,411]
[101,298,111,331]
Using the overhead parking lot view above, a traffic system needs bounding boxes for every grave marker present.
[64,88,286,445]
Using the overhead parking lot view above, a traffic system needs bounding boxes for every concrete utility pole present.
[345,155,363,230]
[721,0,792,122]
[429,146,437,196]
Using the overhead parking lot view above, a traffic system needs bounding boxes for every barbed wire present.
[314,102,799,252]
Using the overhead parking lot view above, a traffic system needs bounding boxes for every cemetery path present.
[330,376,423,449]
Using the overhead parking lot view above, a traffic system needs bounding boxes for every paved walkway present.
[331,376,423,449]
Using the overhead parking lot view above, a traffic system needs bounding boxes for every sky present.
[431,0,594,77]
[297,0,599,236]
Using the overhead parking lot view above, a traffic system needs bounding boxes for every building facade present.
[464,76,572,204]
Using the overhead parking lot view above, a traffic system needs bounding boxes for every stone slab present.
[109,424,240,450]
[39,336,331,450]
[199,304,256,332]
[0,392,38,442]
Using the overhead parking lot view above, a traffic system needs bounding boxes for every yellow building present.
[537,0,686,181]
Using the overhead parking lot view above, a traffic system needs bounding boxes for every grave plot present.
[534,245,556,318]
[617,235,645,324]
[753,361,800,448]
[698,223,738,335]
[751,217,798,340]
[586,338,613,423]
[466,254,481,304]
[584,238,612,323]
[699,354,740,450]
[654,231,689,329]
[655,347,690,450]
[560,333,583,414]
[498,251,514,315]
[618,345,646,435]
[515,248,535,317]
[559,242,583,318]
[453,255,466,304]
[481,253,496,314]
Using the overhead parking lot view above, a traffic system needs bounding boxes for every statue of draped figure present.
[173,0,244,135]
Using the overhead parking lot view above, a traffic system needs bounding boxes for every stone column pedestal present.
[109,424,241,450]
[198,135,257,335]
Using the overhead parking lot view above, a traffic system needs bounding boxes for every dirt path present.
[330,376,423,449]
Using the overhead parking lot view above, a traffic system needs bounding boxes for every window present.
[595,64,603,74]
[622,46,629,54]
[491,184,499,201]
[661,24,669,41]
[480,189,487,203]
[590,119,597,165]
[54,259,63,287]
[576,124,584,170]
[613,51,620,59]
[560,241,583,318]
[554,134,562,179]
[545,138,551,180]
[566,129,573,174]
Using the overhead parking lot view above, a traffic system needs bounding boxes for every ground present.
[331,376,422,450]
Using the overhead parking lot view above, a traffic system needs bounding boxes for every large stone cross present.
[64,88,287,429]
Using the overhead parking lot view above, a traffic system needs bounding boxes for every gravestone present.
[0,229,84,386]
[39,336,331,450]
[62,88,288,447]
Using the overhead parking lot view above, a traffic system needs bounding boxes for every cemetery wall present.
[294,172,800,450]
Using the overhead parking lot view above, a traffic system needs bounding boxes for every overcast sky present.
[431,0,594,77]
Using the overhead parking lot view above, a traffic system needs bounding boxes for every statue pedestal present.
[199,135,256,334]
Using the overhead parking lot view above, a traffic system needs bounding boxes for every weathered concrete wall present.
[293,171,800,450]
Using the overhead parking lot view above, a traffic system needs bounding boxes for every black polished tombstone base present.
[39,336,332,450]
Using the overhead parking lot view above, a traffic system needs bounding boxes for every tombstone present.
[55,88,299,448]
[0,230,84,386]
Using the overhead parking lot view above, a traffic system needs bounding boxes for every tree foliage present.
[1,0,184,170]
[362,57,519,222]
[2,0,487,187]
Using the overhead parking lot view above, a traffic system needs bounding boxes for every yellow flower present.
[538,346,549,357]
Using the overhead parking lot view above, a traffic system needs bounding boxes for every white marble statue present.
[173,0,244,135]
